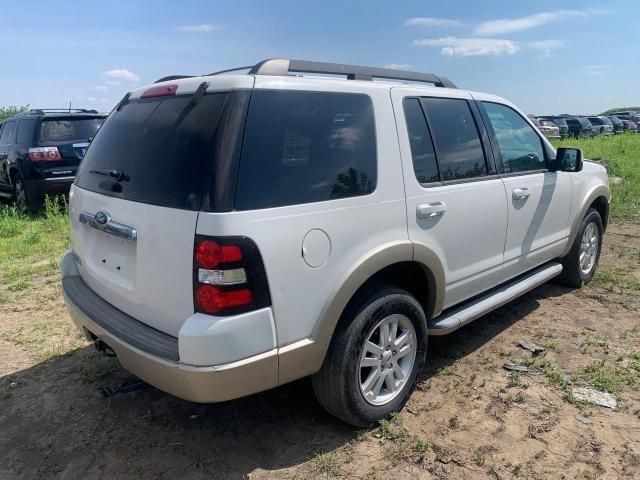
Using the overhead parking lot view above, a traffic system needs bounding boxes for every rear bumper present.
[25,176,74,201]
[61,251,278,402]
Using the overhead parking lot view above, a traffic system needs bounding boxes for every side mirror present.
[554,147,583,172]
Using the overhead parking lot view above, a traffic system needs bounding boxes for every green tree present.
[0,105,29,121]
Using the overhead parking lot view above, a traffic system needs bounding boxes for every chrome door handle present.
[512,187,531,200]
[417,201,447,219]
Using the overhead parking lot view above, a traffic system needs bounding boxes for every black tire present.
[311,285,428,427]
[558,208,603,288]
[13,174,30,211]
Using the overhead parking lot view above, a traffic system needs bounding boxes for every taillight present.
[29,147,61,161]
[193,236,270,316]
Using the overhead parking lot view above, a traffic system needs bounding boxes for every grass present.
[0,197,69,303]
[573,360,637,393]
[551,135,640,222]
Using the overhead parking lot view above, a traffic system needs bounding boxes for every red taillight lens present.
[195,240,242,268]
[141,84,178,99]
[29,147,61,161]
[196,285,252,314]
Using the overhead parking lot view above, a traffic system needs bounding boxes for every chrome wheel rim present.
[579,222,599,275]
[358,314,417,406]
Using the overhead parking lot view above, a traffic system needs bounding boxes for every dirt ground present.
[0,223,639,480]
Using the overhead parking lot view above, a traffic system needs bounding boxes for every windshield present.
[75,93,231,210]
[39,118,104,142]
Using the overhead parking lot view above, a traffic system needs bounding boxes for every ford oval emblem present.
[94,210,111,227]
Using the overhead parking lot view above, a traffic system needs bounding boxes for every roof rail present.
[154,75,194,84]
[248,58,457,88]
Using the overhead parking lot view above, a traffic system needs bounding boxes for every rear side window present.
[16,119,37,143]
[403,98,439,184]
[235,90,377,210]
[420,98,486,181]
[39,118,104,142]
[482,102,545,174]
[0,121,15,145]
[76,93,229,210]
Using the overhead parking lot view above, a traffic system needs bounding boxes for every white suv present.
[61,59,610,426]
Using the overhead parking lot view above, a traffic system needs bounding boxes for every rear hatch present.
[70,82,251,336]
[36,116,105,177]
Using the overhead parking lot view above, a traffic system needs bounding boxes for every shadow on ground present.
[0,282,572,479]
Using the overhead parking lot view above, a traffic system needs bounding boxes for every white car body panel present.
[65,72,610,378]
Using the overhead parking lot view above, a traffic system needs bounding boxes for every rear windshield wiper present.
[89,169,129,182]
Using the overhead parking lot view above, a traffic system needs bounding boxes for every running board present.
[428,262,563,336]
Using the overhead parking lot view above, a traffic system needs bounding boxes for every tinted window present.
[403,98,439,184]
[235,90,376,210]
[39,118,104,142]
[587,117,602,125]
[483,102,545,174]
[16,119,37,143]
[0,121,16,145]
[420,98,486,181]
[76,93,229,210]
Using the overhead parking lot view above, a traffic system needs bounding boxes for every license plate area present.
[83,227,137,289]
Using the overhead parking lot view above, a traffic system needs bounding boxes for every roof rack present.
[248,58,457,88]
[15,108,100,116]
[154,75,194,84]
[154,59,457,89]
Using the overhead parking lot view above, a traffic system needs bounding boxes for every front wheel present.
[558,208,603,288]
[312,286,427,427]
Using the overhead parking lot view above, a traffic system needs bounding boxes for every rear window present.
[39,117,104,142]
[587,117,602,125]
[235,90,377,210]
[75,93,230,210]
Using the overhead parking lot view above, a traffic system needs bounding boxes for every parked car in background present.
[587,116,614,136]
[611,113,640,130]
[607,116,625,134]
[0,109,106,210]
[529,116,560,138]
[539,116,569,138]
[563,116,593,137]
[537,119,561,138]
[620,119,638,133]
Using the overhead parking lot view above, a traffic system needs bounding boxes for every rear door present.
[392,87,508,309]
[70,87,244,336]
[477,100,571,279]
[36,116,104,176]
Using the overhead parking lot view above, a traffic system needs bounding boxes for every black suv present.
[562,116,593,137]
[0,109,106,210]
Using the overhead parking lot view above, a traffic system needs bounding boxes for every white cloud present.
[584,64,612,76]
[102,68,140,82]
[91,85,108,92]
[473,9,606,36]
[526,40,564,59]
[384,63,411,70]
[412,37,520,57]
[404,17,462,27]
[413,36,566,57]
[175,24,217,33]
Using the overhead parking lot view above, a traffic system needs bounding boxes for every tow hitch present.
[93,339,116,357]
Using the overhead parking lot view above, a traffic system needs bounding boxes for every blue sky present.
[1,0,638,115]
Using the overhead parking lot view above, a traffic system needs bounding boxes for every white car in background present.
[529,115,560,138]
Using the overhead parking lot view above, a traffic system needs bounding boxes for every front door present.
[392,88,508,309]
[477,100,571,279]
